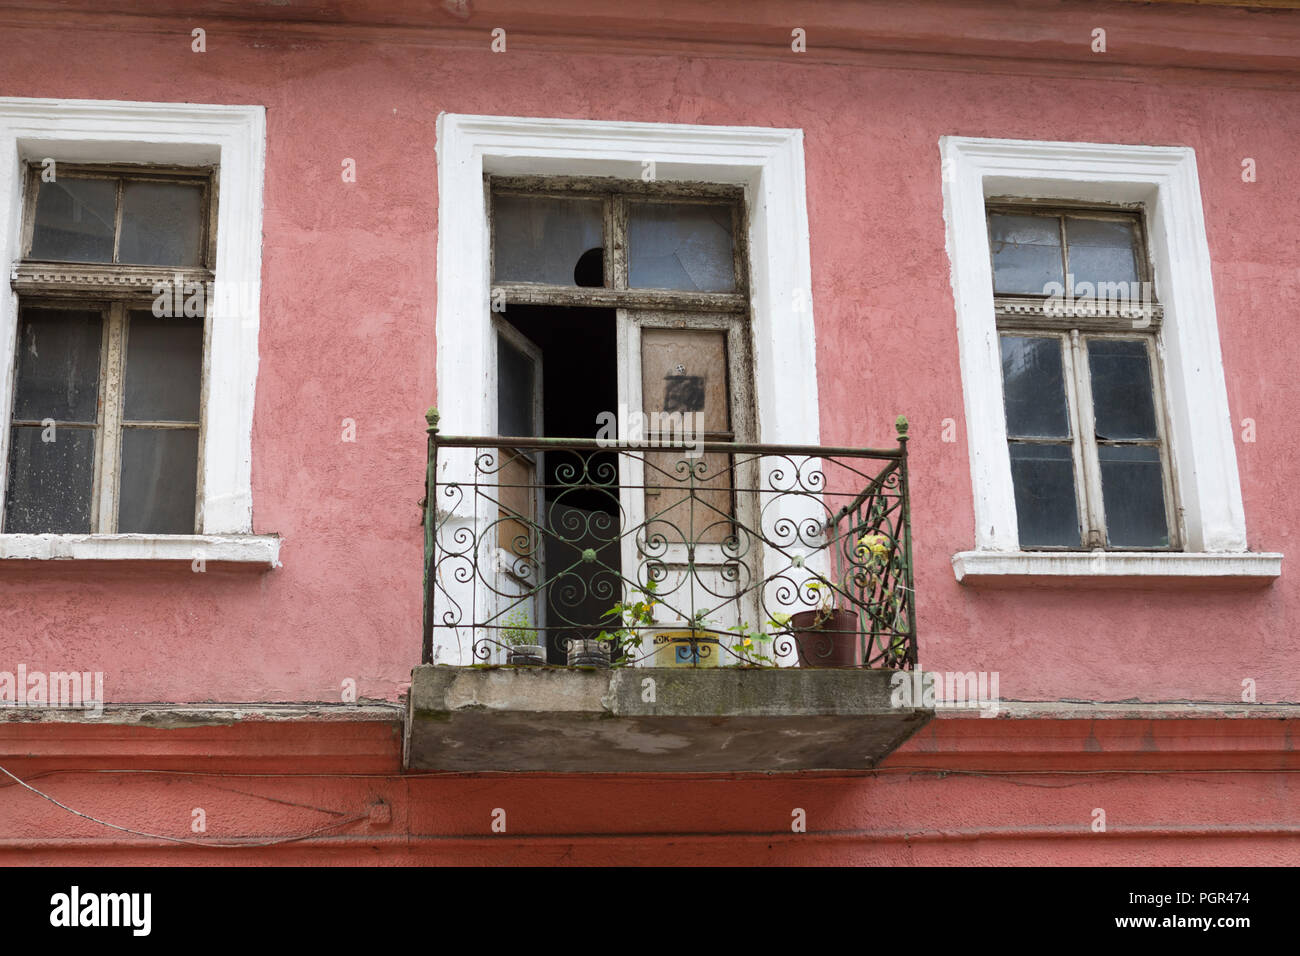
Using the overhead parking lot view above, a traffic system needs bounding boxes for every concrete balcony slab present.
[405,665,932,773]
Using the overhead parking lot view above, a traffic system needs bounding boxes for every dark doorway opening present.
[502,305,620,663]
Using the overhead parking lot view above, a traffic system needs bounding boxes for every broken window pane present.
[988,213,1064,296]
[116,427,199,533]
[1008,442,1080,547]
[12,308,103,424]
[1087,338,1158,441]
[118,182,205,267]
[628,203,735,292]
[29,177,118,263]
[493,195,604,286]
[1001,335,1069,439]
[123,312,203,422]
[1065,217,1140,290]
[3,425,95,533]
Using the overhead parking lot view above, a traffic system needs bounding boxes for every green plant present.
[501,608,538,647]
[856,532,908,663]
[596,579,659,661]
[726,613,789,666]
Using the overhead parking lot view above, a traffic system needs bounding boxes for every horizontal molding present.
[2,2,1298,79]
[12,263,213,298]
[5,701,1296,774]
[0,533,281,567]
[952,550,1282,586]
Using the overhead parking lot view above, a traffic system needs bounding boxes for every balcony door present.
[489,176,756,663]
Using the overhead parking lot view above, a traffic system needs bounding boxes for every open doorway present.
[499,304,619,663]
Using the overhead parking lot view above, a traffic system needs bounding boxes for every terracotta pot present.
[790,609,862,668]
[651,630,721,668]
[507,644,546,666]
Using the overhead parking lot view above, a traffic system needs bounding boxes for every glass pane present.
[641,328,729,436]
[118,182,204,267]
[1000,336,1069,439]
[1065,217,1139,290]
[497,333,536,437]
[117,427,199,533]
[123,312,203,422]
[1087,338,1158,440]
[628,202,735,292]
[29,177,117,262]
[988,213,1064,295]
[1008,442,1080,547]
[493,195,604,286]
[12,309,103,423]
[1099,444,1168,547]
[3,425,95,533]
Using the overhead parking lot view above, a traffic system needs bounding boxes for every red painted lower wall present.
[3,711,1295,865]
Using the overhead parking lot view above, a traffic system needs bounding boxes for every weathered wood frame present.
[488,175,762,641]
[3,161,214,535]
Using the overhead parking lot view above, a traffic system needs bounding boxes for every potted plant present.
[651,608,722,668]
[566,636,611,668]
[502,609,546,666]
[788,577,862,668]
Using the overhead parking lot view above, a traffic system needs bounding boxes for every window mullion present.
[610,194,628,291]
[111,178,124,265]
[1068,330,1106,548]
[96,303,127,533]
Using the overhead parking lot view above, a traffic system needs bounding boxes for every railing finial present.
[426,407,440,434]
[894,414,909,443]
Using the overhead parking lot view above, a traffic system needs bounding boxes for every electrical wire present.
[0,762,371,848]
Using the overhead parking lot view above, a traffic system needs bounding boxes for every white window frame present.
[435,113,819,447]
[0,97,278,566]
[941,135,1280,583]
[431,114,822,664]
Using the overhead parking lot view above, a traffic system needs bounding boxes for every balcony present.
[405,412,932,772]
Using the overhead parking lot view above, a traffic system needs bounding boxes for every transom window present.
[3,163,214,535]
[987,203,1177,550]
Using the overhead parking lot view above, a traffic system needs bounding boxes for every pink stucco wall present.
[3,713,1296,864]
[0,3,1297,711]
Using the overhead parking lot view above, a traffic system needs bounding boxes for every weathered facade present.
[1,0,1297,865]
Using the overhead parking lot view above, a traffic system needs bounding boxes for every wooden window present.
[487,176,757,648]
[3,163,215,534]
[988,202,1178,550]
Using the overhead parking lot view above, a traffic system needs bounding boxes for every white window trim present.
[0,97,277,566]
[940,135,1279,584]
[431,114,821,665]
[434,112,819,446]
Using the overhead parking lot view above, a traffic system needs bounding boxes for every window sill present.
[0,534,281,569]
[952,550,1282,588]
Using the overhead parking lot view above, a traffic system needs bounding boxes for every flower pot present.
[507,644,546,666]
[790,609,862,668]
[566,638,611,668]
[651,630,720,668]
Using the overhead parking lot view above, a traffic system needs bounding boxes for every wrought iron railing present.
[421,410,915,670]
